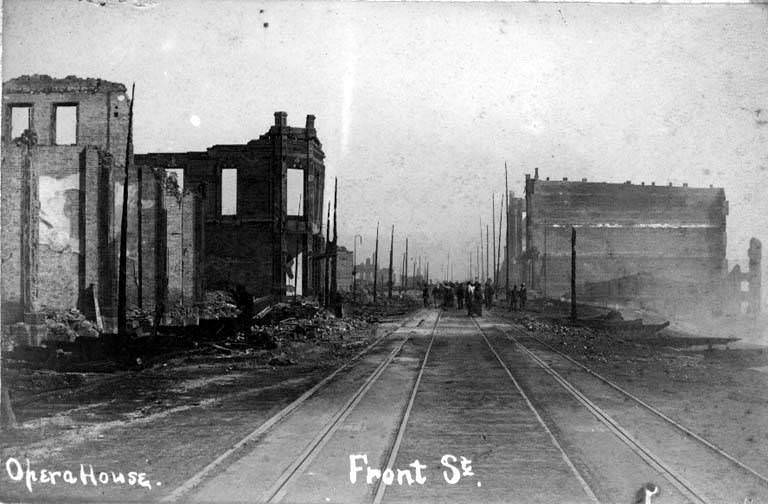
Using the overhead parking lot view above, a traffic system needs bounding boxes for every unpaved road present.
[3,308,768,503]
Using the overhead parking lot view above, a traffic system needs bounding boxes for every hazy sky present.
[4,0,767,281]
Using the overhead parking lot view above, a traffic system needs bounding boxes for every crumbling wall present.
[525,174,728,315]
[2,75,129,325]
[139,112,325,299]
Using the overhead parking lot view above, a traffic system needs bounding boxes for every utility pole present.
[373,222,379,303]
[505,163,510,297]
[118,83,135,336]
[479,218,484,281]
[324,201,330,307]
[571,226,577,321]
[401,253,405,294]
[486,224,490,283]
[388,225,394,299]
[497,195,503,292]
[469,251,473,280]
[492,195,497,288]
[476,246,480,281]
[404,237,409,291]
[543,219,548,299]
[330,178,338,306]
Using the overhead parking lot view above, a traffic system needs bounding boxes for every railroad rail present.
[162,309,431,503]
[483,313,768,504]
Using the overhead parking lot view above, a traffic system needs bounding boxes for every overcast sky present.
[3,0,767,282]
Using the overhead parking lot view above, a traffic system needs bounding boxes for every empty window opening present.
[10,106,31,140]
[287,169,304,216]
[54,105,77,145]
[167,168,184,191]
[221,169,237,216]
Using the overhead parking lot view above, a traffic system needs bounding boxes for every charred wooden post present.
[330,178,338,304]
[571,226,577,321]
[373,222,380,303]
[492,195,497,287]
[388,225,394,299]
[404,237,409,291]
[118,83,135,336]
[497,195,503,291]
[505,163,510,297]
[324,201,330,307]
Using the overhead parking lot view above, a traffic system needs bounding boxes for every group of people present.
[421,279,526,317]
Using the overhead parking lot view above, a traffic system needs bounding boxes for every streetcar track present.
[508,323,768,488]
[162,310,427,503]
[503,328,710,504]
[470,317,600,504]
[478,311,768,503]
[372,310,442,504]
[263,311,442,503]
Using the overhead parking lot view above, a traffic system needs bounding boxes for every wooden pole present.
[324,201,330,307]
[476,245,479,282]
[388,225,394,299]
[118,83,135,336]
[330,178,338,303]
[479,218,484,281]
[571,226,577,321]
[404,238,409,291]
[486,224,490,283]
[505,163,510,296]
[373,222,380,303]
[497,195,503,291]
[492,195,497,288]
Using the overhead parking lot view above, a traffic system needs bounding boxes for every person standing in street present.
[484,278,494,309]
[520,283,527,310]
[510,284,518,311]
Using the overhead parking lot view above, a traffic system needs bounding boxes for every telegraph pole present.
[571,226,577,321]
[388,225,394,299]
[404,237,409,291]
[373,222,379,304]
[118,83,135,336]
[505,163,510,297]
[492,195,497,287]
[330,178,338,305]
[324,202,330,306]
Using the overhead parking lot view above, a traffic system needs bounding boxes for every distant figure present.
[456,282,465,310]
[432,284,440,308]
[466,282,475,316]
[422,285,430,307]
[473,281,484,316]
[520,283,527,310]
[510,285,518,311]
[484,278,494,309]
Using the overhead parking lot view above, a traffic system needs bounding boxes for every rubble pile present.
[198,299,376,360]
[42,308,98,342]
[198,290,241,320]
[517,315,615,362]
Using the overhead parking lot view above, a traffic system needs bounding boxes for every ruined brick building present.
[135,111,326,298]
[1,76,130,329]
[1,75,205,336]
[521,169,730,315]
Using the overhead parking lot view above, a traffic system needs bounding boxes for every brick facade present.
[2,75,129,325]
[135,112,326,298]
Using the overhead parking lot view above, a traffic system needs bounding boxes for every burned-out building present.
[1,75,205,340]
[522,170,729,315]
[1,75,131,333]
[135,112,326,298]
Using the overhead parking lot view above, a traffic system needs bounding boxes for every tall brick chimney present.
[274,111,287,127]
[306,114,315,130]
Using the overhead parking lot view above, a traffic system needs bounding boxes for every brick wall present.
[2,76,128,324]
[524,175,728,313]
